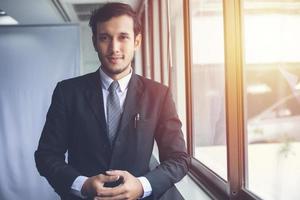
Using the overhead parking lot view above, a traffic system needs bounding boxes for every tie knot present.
[108,80,119,92]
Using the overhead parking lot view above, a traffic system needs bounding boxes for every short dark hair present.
[89,2,141,37]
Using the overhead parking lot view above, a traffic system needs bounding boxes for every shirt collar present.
[99,66,132,92]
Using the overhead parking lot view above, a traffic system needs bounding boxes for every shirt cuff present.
[70,176,88,198]
[137,176,152,198]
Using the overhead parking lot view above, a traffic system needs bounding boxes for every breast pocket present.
[136,119,153,129]
[135,119,156,139]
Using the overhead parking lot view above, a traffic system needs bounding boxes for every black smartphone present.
[103,175,124,188]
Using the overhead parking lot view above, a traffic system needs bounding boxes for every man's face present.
[93,15,141,79]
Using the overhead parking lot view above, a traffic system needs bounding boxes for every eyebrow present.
[97,32,131,36]
[119,32,130,36]
[98,33,109,36]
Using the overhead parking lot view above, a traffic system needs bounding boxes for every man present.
[35,3,189,200]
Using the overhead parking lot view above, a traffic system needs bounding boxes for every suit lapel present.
[110,73,144,167]
[84,69,108,140]
[116,73,144,138]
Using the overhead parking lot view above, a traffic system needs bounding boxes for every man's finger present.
[97,185,126,197]
[105,170,127,177]
[94,192,128,200]
[94,193,127,200]
[96,174,120,183]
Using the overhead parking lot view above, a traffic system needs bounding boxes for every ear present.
[92,35,97,51]
[134,33,142,50]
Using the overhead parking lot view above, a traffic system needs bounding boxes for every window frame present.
[182,0,261,199]
[138,0,267,199]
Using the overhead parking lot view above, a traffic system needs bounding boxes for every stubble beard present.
[109,62,131,75]
[99,54,132,76]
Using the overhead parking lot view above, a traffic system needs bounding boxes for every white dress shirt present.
[70,67,152,198]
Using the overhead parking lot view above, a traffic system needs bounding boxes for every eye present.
[119,35,130,40]
[98,35,109,42]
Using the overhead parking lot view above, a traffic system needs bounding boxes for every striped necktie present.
[107,80,122,145]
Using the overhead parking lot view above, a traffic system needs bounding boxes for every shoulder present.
[56,71,98,91]
[60,72,95,86]
[134,74,169,93]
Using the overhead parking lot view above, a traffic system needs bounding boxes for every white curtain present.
[0,25,80,200]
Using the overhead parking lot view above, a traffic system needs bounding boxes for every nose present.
[109,38,120,54]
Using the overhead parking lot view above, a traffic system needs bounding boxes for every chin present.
[105,65,128,75]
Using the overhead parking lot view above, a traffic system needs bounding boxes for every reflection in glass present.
[168,0,187,141]
[244,1,300,199]
[190,0,227,180]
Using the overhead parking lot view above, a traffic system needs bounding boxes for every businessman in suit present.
[35,3,189,200]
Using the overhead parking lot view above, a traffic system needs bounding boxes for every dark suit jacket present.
[35,69,190,200]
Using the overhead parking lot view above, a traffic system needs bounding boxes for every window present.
[140,0,300,199]
[168,0,187,140]
[189,0,227,180]
[243,1,300,199]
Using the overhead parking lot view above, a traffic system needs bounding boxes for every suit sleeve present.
[35,82,80,196]
[144,88,191,199]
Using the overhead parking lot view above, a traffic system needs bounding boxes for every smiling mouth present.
[107,56,124,64]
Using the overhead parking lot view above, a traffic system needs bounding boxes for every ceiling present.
[0,0,141,24]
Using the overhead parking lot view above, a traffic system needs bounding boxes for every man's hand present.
[94,170,144,200]
[81,174,120,197]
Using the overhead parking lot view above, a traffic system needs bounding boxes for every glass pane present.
[244,1,300,199]
[190,0,227,180]
[169,0,187,141]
